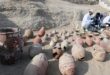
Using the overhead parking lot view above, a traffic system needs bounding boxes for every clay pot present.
[23,29,34,39]
[67,36,74,44]
[42,34,49,44]
[52,35,59,43]
[85,35,94,47]
[49,35,59,48]
[57,32,63,38]
[92,45,106,61]
[65,32,71,38]
[59,53,75,75]
[33,36,42,45]
[52,47,63,59]
[52,30,57,35]
[48,32,53,37]
[28,44,42,58]
[63,30,67,35]
[100,38,110,53]
[71,43,85,61]
[54,43,61,48]
[61,40,69,51]
[74,35,85,46]
[37,27,45,37]
[24,53,48,75]
[103,29,110,38]
[61,34,67,41]
[23,29,34,45]
[93,36,103,45]
[49,40,56,48]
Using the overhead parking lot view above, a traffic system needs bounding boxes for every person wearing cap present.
[81,10,94,31]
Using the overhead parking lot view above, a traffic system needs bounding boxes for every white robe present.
[103,16,110,25]
[81,13,93,28]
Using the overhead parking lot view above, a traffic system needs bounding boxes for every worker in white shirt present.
[81,10,94,31]
[103,15,110,26]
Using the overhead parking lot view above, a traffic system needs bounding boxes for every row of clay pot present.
[24,29,110,75]
[58,38,106,75]
[59,43,106,75]
[53,38,105,62]
[50,28,110,61]
[23,29,76,75]
[51,30,110,62]
[48,31,87,62]
[49,30,95,49]
[24,28,110,75]
[24,52,75,75]
[24,28,49,75]
[23,27,45,45]
[24,44,106,75]
[24,27,46,58]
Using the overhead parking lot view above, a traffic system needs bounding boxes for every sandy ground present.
[0,25,110,75]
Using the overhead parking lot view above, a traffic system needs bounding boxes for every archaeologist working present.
[92,12,104,29]
[81,10,94,31]
[103,15,110,27]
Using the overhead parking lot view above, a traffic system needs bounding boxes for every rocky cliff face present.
[0,0,106,30]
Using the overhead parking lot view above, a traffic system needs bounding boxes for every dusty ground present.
[0,0,108,29]
[0,25,110,75]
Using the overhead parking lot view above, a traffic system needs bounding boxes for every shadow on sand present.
[0,13,18,28]
[75,61,89,75]
[84,51,93,61]
[105,53,110,62]
[47,59,61,75]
